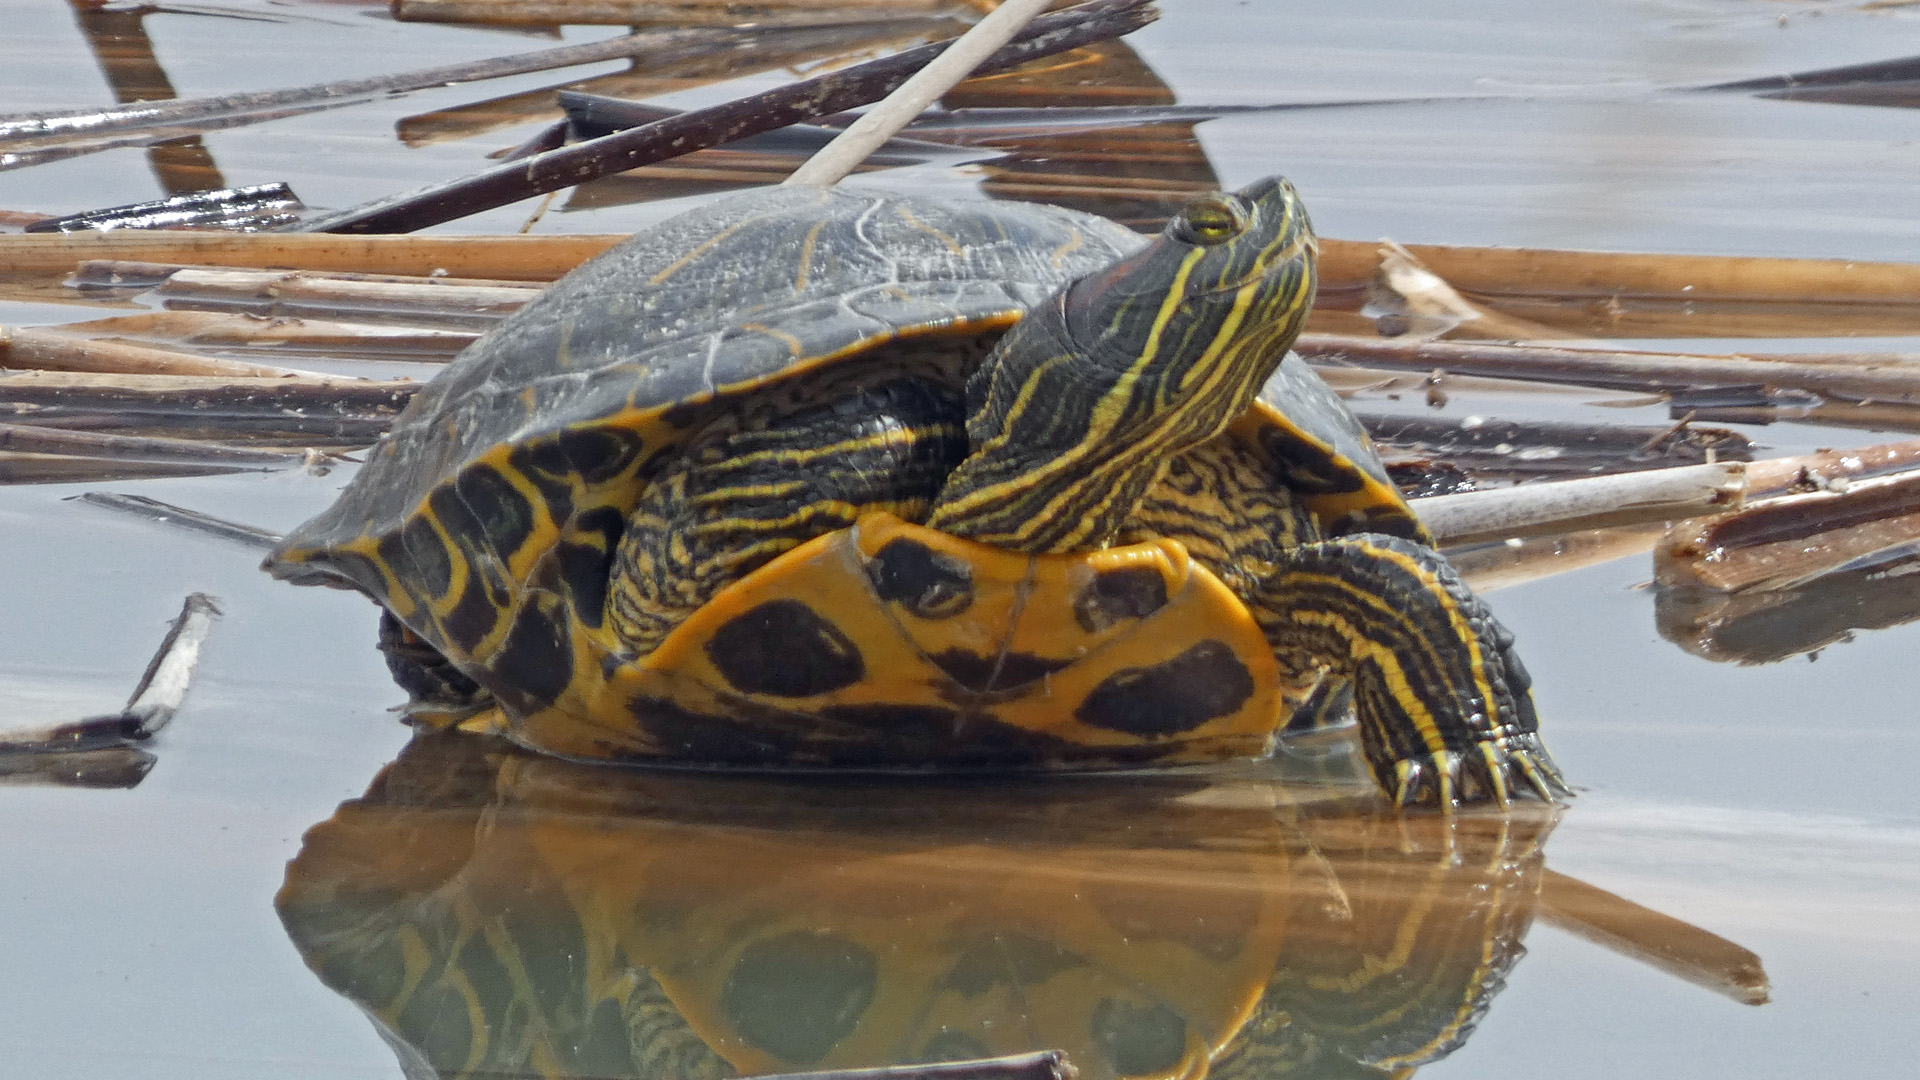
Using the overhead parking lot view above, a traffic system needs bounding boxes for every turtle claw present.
[1387,735,1568,811]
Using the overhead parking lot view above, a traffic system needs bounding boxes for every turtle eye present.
[1171,193,1249,246]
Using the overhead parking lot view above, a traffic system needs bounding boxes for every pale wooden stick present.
[785,0,1053,188]
[0,231,619,279]
[1,325,315,379]
[1416,462,1747,546]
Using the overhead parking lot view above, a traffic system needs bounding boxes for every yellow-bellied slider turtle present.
[264,177,1564,807]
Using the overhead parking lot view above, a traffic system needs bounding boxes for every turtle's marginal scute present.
[1075,640,1257,737]
[703,599,866,698]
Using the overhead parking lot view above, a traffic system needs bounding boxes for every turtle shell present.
[267,184,1424,764]
[517,512,1286,768]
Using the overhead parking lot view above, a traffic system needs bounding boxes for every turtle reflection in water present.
[279,733,1556,1080]
[264,177,1563,808]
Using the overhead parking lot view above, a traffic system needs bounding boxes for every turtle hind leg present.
[1255,534,1568,808]
[376,611,493,728]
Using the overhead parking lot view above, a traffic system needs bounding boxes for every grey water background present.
[3,0,1920,1076]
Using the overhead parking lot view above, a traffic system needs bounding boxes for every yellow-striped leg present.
[1255,534,1567,808]
[606,366,967,657]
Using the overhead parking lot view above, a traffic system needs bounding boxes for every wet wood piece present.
[77,492,284,549]
[0,422,305,466]
[151,268,541,330]
[47,310,479,361]
[784,0,1053,188]
[302,0,1159,233]
[751,1052,1077,1080]
[0,453,257,486]
[393,0,970,26]
[1414,462,1746,547]
[25,183,303,234]
[1299,334,1920,405]
[0,26,781,143]
[1656,468,1920,593]
[1361,412,1752,478]
[1,324,316,378]
[1538,870,1770,1006]
[0,371,415,443]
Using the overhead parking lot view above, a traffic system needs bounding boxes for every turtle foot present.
[1389,734,1570,810]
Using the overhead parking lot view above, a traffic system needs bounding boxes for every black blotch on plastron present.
[491,601,572,706]
[1075,640,1255,736]
[927,649,1071,693]
[705,599,865,697]
[865,537,974,619]
[556,506,626,629]
[1091,998,1189,1078]
[720,931,877,1067]
[1259,424,1363,495]
[1073,565,1170,632]
[455,465,537,558]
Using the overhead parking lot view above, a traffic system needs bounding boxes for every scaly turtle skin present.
[265,177,1564,807]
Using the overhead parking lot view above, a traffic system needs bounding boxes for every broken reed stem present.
[785,0,1053,188]
[0,231,620,279]
[12,232,1920,324]
[0,325,314,379]
[1415,462,1747,546]
[1420,435,1920,548]
[301,0,1157,233]
[1316,238,1920,309]
[1297,333,1920,404]
[0,27,774,142]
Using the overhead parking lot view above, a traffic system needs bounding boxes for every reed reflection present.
[280,732,1560,1080]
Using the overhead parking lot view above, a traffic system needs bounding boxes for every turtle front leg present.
[1253,534,1568,808]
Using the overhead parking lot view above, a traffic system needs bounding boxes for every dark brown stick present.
[751,1052,1077,1080]
[304,0,1158,234]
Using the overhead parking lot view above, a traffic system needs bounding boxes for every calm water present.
[4,1,1920,1078]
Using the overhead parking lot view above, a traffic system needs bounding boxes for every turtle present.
[264,176,1565,808]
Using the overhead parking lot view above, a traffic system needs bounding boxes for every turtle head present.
[928,177,1317,553]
